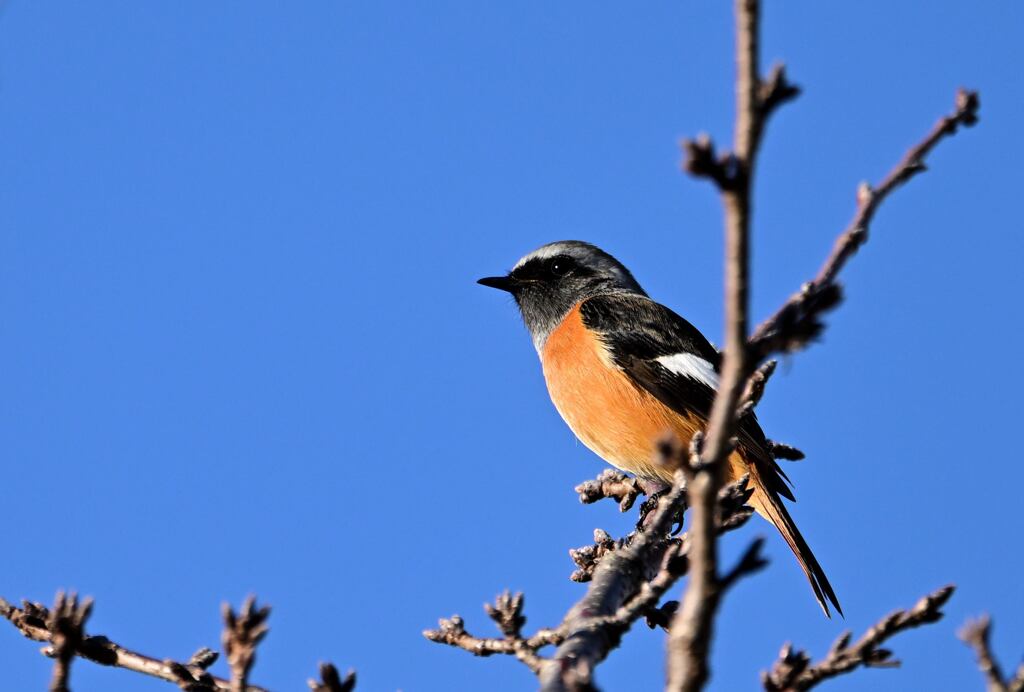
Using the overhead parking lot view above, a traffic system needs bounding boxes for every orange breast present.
[541,303,704,483]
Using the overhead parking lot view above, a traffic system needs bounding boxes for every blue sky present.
[2,2,1021,690]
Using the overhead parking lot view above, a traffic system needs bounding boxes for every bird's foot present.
[635,480,686,534]
[637,496,685,535]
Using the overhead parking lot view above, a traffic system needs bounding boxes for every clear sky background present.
[2,2,1021,691]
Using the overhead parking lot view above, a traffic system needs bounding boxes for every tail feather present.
[748,484,842,618]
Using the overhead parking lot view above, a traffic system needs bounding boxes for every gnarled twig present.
[761,585,954,691]
[749,89,980,360]
[222,597,271,692]
[1,593,351,691]
[575,469,643,512]
[536,464,754,691]
[308,662,357,692]
[423,591,566,675]
[46,591,92,692]
[1,595,267,692]
[667,1,794,688]
[959,615,1024,692]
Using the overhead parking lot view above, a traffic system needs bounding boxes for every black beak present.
[477,275,514,292]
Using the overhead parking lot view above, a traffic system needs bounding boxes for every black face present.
[502,255,611,349]
[511,254,588,285]
[477,241,647,349]
[477,254,591,294]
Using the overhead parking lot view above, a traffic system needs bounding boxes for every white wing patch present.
[655,352,720,390]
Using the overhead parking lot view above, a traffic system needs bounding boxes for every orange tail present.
[748,483,842,617]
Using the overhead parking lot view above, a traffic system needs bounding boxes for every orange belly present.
[541,303,713,483]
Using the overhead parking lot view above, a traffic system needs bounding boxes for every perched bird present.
[478,240,841,616]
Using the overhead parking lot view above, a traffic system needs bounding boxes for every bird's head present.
[478,240,646,351]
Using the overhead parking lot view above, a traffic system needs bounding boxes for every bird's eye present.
[548,256,574,278]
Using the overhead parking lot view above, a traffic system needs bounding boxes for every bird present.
[478,240,841,617]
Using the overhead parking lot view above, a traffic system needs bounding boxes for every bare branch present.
[664,457,757,691]
[569,529,623,583]
[669,0,977,680]
[593,475,757,640]
[2,596,270,692]
[749,88,980,360]
[188,648,220,669]
[428,3,979,691]
[308,663,356,692]
[758,64,801,121]
[762,585,955,691]
[167,648,221,692]
[682,134,737,191]
[738,359,777,416]
[46,591,93,692]
[423,592,566,675]
[222,597,271,692]
[666,0,782,686]
[537,465,754,691]
[719,538,770,591]
[959,615,1019,692]
[422,444,752,687]
[575,469,643,512]
[767,441,805,461]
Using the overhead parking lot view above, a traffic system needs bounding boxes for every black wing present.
[579,292,794,500]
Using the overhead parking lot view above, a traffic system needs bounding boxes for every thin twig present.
[424,591,566,675]
[575,469,643,512]
[761,585,954,691]
[222,597,271,692]
[426,3,979,690]
[536,461,754,691]
[46,591,92,692]
[484,591,550,672]
[667,0,783,688]
[569,529,624,583]
[959,615,1021,692]
[749,88,980,360]
[1,596,269,692]
[167,647,221,691]
[664,438,757,691]
[669,0,978,687]
[738,359,776,417]
[592,474,758,638]
[543,467,690,691]
[767,441,805,461]
[426,469,754,689]
[308,663,357,692]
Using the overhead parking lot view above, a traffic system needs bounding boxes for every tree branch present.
[425,462,755,690]
[568,529,623,583]
[427,4,979,691]
[308,663,357,692]
[46,591,92,692]
[536,458,754,691]
[761,585,955,691]
[575,469,643,512]
[738,359,776,417]
[424,592,567,674]
[2,594,351,691]
[667,0,788,688]
[749,88,980,360]
[959,615,1024,692]
[222,597,271,692]
[588,474,759,638]
[669,2,979,687]
[2,595,265,692]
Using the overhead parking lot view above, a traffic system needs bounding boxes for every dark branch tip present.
[956,88,980,126]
